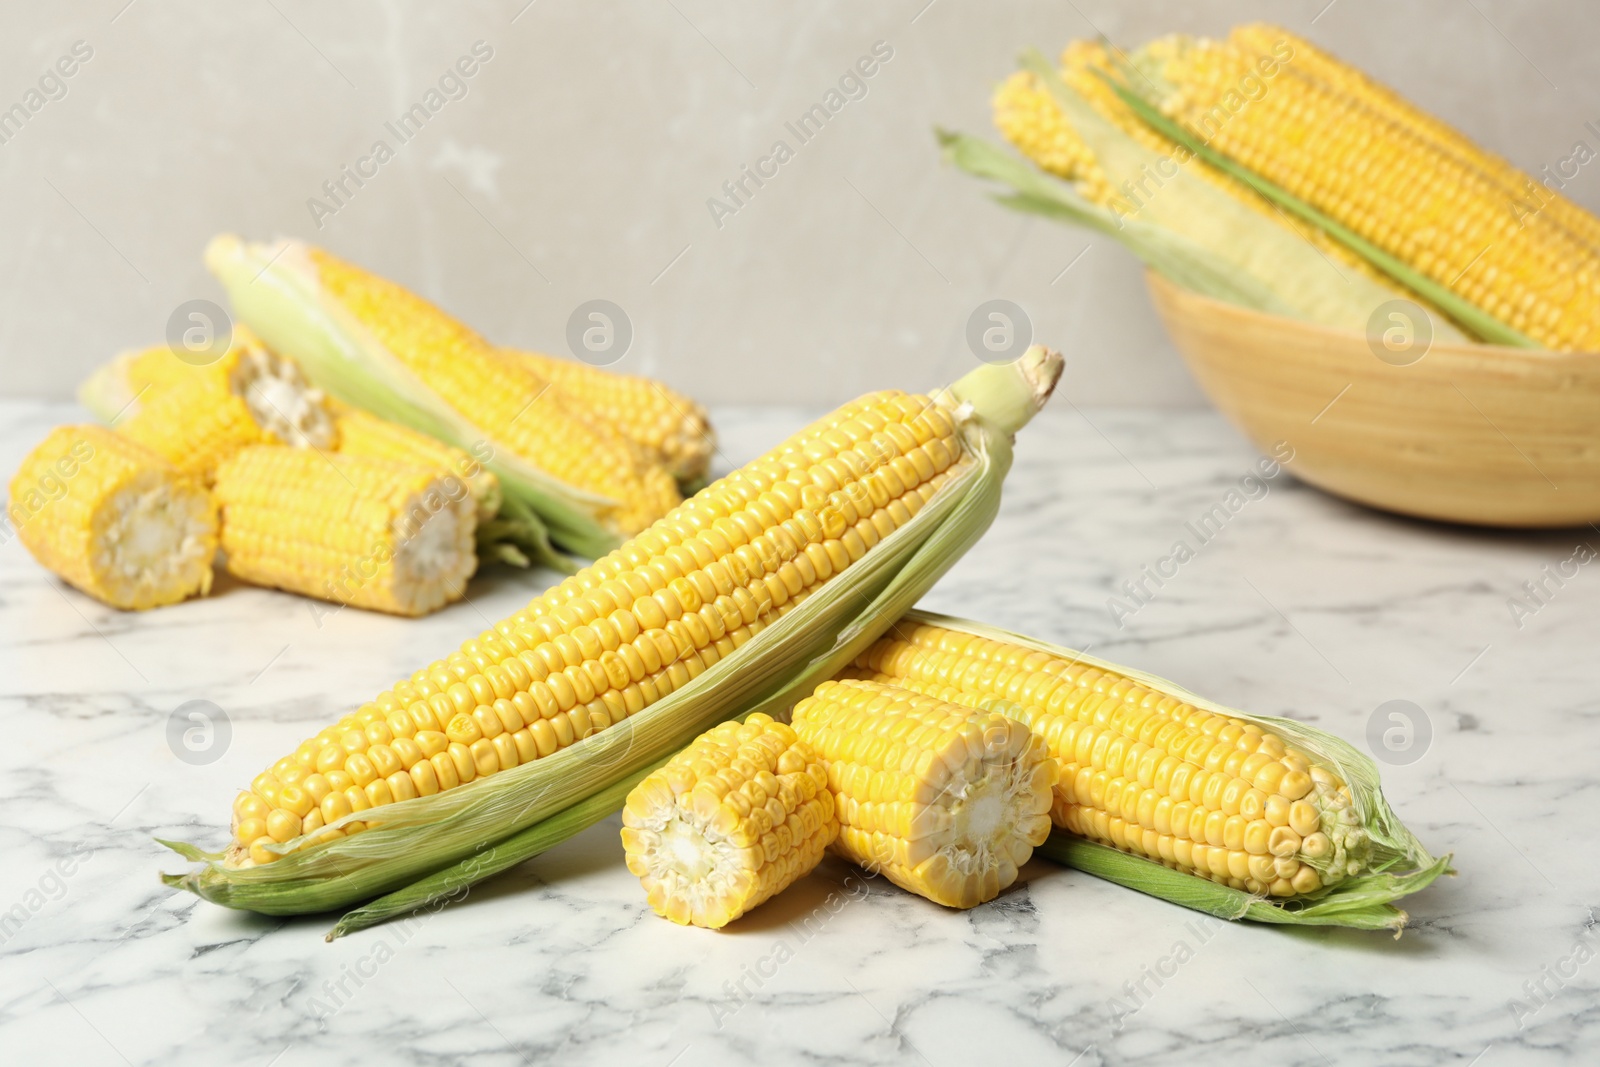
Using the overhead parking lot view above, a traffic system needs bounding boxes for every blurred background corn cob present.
[510,349,715,487]
[9,425,216,611]
[213,446,479,619]
[77,327,337,482]
[207,235,694,559]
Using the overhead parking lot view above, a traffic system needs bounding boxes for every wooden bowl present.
[1146,272,1600,528]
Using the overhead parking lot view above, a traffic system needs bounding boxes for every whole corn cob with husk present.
[993,40,1395,292]
[1124,28,1596,349]
[622,712,837,928]
[77,326,337,483]
[943,58,1465,340]
[792,679,1055,908]
[841,611,1448,932]
[9,425,216,610]
[162,348,1062,930]
[205,235,679,562]
[329,400,500,524]
[510,349,715,486]
[213,446,478,619]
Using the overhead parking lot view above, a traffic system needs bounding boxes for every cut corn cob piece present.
[330,401,501,523]
[164,350,1061,919]
[622,712,837,928]
[92,326,336,483]
[1137,31,1600,350]
[9,425,216,610]
[844,612,1445,921]
[791,679,1055,908]
[213,446,477,618]
[510,350,715,485]
[206,235,678,557]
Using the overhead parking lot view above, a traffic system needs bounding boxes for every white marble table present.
[1,399,1595,1066]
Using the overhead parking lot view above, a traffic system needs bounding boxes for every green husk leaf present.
[903,610,1450,932]
[205,235,622,560]
[327,758,665,940]
[1094,64,1537,347]
[162,353,1059,917]
[77,357,138,424]
[938,128,1296,315]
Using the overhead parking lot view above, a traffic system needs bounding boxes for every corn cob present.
[206,236,679,557]
[1140,31,1600,350]
[997,41,1384,280]
[9,425,216,610]
[92,327,336,483]
[226,387,968,865]
[961,52,1469,340]
[511,350,715,486]
[1230,23,1600,259]
[330,401,501,524]
[791,679,1056,908]
[165,349,1062,920]
[622,712,836,928]
[846,616,1424,903]
[213,446,478,620]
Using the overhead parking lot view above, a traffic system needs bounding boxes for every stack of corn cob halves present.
[14,238,718,616]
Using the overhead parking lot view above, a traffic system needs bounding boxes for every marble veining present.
[1,400,1598,1065]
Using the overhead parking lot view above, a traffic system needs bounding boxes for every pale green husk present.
[205,235,614,564]
[161,352,1059,919]
[901,610,1451,934]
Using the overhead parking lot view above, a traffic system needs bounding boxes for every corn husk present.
[205,235,610,566]
[161,349,1063,922]
[899,609,1451,934]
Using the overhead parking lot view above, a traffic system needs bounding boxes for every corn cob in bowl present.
[205,235,680,563]
[947,25,1600,526]
[162,348,1063,931]
[841,610,1448,932]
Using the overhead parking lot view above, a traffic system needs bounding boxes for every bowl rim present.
[1143,270,1594,369]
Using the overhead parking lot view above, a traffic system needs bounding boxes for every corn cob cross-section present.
[213,446,478,619]
[791,679,1056,908]
[91,326,335,483]
[226,386,977,866]
[622,712,837,928]
[9,425,216,610]
[848,622,1369,898]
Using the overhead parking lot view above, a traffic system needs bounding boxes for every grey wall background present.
[2,0,1596,406]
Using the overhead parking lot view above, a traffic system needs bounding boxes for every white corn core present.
[92,472,214,603]
[233,347,336,449]
[390,482,478,615]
